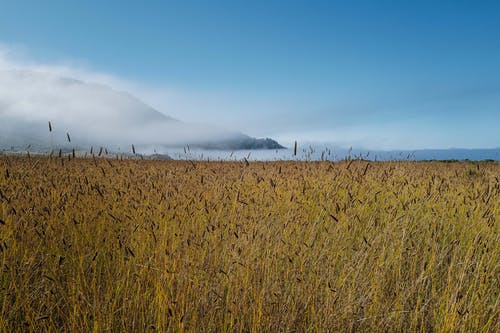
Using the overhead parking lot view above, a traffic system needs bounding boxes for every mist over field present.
[143,145,500,162]
[1,45,499,157]
[0,66,497,161]
[0,69,282,151]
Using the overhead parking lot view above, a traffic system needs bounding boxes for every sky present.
[0,0,499,149]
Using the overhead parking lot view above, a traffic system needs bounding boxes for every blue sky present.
[1,0,499,149]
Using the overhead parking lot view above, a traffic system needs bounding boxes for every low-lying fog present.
[0,70,254,150]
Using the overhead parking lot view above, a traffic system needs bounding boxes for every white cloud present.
[0,44,249,150]
[0,44,292,138]
[4,43,494,151]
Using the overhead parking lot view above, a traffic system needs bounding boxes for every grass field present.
[0,156,498,332]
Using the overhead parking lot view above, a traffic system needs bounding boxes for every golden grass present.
[0,157,498,332]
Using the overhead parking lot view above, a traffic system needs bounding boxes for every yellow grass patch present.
[0,157,498,331]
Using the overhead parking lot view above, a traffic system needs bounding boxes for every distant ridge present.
[0,70,284,152]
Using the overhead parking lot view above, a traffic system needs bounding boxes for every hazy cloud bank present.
[1,44,498,151]
[0,46,252,150]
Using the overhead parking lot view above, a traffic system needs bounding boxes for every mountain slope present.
[0,70,283,151]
